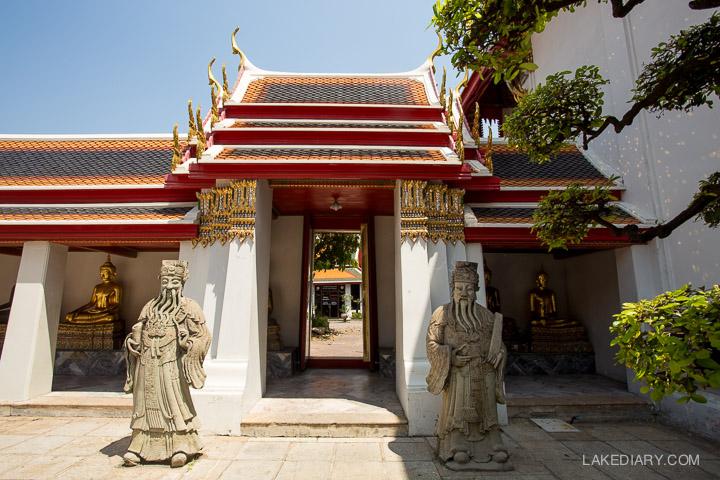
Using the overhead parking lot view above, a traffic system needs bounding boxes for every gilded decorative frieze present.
[400,180,428,241]
[400,180,465,244]
[194,180,256,247]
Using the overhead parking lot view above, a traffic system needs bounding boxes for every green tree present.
[432,0,720,250]
[313,233,360,271]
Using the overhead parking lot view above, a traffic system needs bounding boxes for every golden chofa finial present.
[445,90,454,135]
[439,67,447,110]
[171,123,182,171]
[231,27,247,71]
[455,134,464,163]
[471,102,480,143]
[221,64,230,101]
[195,107,206,158]
[187,100,197,143]
[427,31,443,72]
[210,85,220,126]
[208,58,223,99]
[455,69,470,96]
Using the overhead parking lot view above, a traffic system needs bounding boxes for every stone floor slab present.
[218,460,282,480]
[383,440,435,462]
[199,436,247,460]
[0,455,83,480]
[179,458,231,480]
[335,442,383,461]
[275,460,333,480]
[331,460,385,480]
[2,434,76,454]
[236,440,291,460]
[286,441,336,461]
[383,461,441,480]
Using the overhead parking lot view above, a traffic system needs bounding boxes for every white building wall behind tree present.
[530,2,720,290]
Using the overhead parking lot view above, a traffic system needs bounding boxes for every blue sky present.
[0,1,458,134]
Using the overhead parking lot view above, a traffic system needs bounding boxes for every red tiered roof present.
[0,57,650,250]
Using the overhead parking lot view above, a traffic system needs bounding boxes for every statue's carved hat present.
[160,260,189,283]
[452,261,480,289]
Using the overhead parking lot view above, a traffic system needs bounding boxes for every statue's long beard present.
[150,287,182,320]
[452,298,481,333]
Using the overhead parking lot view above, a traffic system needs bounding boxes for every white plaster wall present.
[59,251,178,333]
[269,216,304,348]
[374,216,396,349]
[530,3,720,290]
[0,253,21,303]
[483,253,569,335]
[564,250,625,382]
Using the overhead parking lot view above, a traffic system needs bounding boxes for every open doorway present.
[309,230,365,362]
[299,222,377,369]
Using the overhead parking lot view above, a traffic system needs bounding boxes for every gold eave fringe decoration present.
[193,179,257,247]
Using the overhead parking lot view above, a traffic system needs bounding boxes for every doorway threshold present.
[243,369,407,437]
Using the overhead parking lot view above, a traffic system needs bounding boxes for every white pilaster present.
[0,241,68,401]
[427,241,450,311]
[188,180,272,435]
[179,240,210,309]
[394,182,440,436]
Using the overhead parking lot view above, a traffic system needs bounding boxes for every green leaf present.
[519,62,539,71]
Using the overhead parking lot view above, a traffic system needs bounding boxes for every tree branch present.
[689,0,720,10]
[609,0,647,17]
[602,183,720,243]
[582,64,689,147]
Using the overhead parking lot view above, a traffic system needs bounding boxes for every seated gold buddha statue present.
[529,271,577,328]
[64,257,122,324]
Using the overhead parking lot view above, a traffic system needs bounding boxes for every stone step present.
[506,395,655,423]
[240,398,408,438]
[0,392,132,418]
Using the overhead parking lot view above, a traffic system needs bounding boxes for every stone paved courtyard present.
[0,415,718,479]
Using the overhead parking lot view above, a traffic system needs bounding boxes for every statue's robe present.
[426,303,507,463]
[124,297,210,462]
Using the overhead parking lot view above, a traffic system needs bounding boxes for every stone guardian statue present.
[123,260,211,468]
[426,261,512,471]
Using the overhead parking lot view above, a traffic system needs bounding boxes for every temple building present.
[0,14,716,439]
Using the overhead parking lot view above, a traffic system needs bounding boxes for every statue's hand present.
[126,337,141,357]
[489,351,503,369]
[452,352,472,367]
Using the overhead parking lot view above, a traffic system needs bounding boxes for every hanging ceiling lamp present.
[329,195,343,212]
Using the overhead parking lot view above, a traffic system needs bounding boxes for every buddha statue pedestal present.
[267,319,283,352]
[57,320,125,351]
[530,324,593,354]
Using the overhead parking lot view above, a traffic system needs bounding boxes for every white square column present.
[0,241,68,401]
[182,180,272,435]
[394,182,440,436]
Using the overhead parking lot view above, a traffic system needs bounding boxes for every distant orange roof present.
[313,268,362,283]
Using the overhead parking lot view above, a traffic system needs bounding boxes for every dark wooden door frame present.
[298,215,380,370]
[297,214,312,371]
